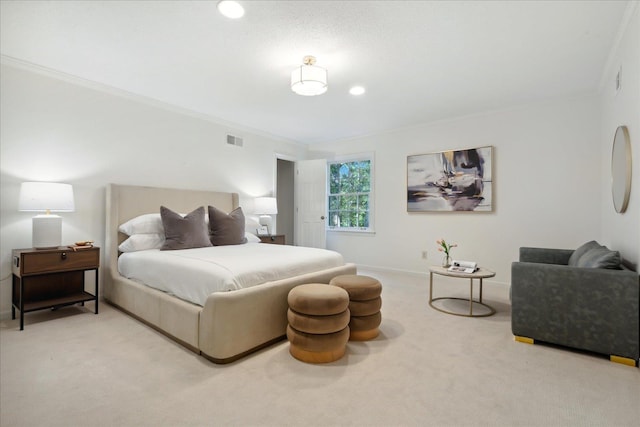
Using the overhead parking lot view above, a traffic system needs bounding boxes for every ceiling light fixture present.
[291,56,328,96]
[349,86,366,96]
[217,1,244,19]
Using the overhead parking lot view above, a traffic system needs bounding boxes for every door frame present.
[274,153,297,243]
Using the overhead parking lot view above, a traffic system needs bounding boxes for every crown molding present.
[0,54,302,147]
[597,1,639,92]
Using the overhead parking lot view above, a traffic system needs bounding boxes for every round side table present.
[428,266,496,317]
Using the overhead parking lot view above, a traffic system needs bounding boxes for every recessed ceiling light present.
[349,86,366,96]
[217,1,245,19]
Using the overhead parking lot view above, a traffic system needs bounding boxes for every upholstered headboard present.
[104,184,240,288]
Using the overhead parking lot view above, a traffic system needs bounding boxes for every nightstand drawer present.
[20,249,99,275]
[259,235,285,245]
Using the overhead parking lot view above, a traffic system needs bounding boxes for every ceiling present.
[0,1,630,144]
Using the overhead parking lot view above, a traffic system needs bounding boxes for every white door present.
[295,159,327,248]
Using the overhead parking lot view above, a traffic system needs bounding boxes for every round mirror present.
[611,125,631,213]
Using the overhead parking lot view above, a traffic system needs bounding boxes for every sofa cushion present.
[568,240,601,266]
[576,246,622,269]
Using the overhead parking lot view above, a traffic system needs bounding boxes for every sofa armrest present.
[519,247,573,265]
[511,261,639,360]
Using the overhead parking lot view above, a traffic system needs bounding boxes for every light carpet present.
[1,269,638,426]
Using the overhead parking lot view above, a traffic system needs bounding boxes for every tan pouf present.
[287,308,350,334]
[348,297,382,317]
[287,284,350,363]
[348,312,382,341]
[329,275,382,300]
[330,275,383,341]
[288,283,349,316]
[287,325,350,362]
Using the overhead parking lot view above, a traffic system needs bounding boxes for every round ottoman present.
[287,283,350,363]
[329,275,382,341]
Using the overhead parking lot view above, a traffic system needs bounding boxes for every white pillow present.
[118,234,165,252]
[120,210,252,237]
[245,232,261,243]
[119,213,163,236]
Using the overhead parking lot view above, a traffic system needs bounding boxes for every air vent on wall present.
[227,134,243,147]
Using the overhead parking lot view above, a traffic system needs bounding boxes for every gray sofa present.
[511,242,639,365]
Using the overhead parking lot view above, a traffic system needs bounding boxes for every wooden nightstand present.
[259,235,285,245]
[12,246,100,330]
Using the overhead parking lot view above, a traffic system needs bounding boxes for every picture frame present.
[256,225,270,236]
[407,146,493,212]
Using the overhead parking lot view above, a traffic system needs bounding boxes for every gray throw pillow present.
[576,246,622,269]
[568,240,601,266]
[208,206,247,246]
[160,206,212,250]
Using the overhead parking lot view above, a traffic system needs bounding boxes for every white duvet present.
[118,243,345,306]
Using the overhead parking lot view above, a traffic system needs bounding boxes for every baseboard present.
[356,264,510,287]
[0,309,13,321]
[356,264,428,278]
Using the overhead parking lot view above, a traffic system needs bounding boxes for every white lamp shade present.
[254,197,278,215]
[291,64,328,96]
[19,182,75,212]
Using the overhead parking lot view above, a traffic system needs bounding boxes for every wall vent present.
[227,134,243,147]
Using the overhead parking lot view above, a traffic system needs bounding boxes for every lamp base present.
[32,214,62,248]
[258,215,273,235]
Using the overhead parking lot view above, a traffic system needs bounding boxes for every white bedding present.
[118,244,345,306]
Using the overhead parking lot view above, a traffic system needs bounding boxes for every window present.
[327,154,374,232]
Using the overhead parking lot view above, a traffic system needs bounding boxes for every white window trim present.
[326,152,375,233]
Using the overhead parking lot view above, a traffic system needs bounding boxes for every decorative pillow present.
[208,206,247,246]
[118,213,163,236]
[160,206,212,250]
[568,240,601,266]
[245,231,261,243]
[118,234,165,252]
[576,246,622,269]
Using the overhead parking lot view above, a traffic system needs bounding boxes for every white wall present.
[2,6,637,320]
[0,63,306,318]
[310,96,603,285]
[600,3,640,270]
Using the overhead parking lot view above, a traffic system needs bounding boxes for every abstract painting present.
[407,146,493,212]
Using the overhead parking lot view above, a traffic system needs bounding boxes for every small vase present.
[442,255,451,268]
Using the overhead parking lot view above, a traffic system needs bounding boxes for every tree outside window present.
[328,157,373,231]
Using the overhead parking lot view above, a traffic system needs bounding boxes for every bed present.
[104,184,357,363]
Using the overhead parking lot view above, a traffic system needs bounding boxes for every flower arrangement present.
[436,239,457,267]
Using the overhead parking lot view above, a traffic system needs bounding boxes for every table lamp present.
[254,197,278,234]
[19,182,75,248]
